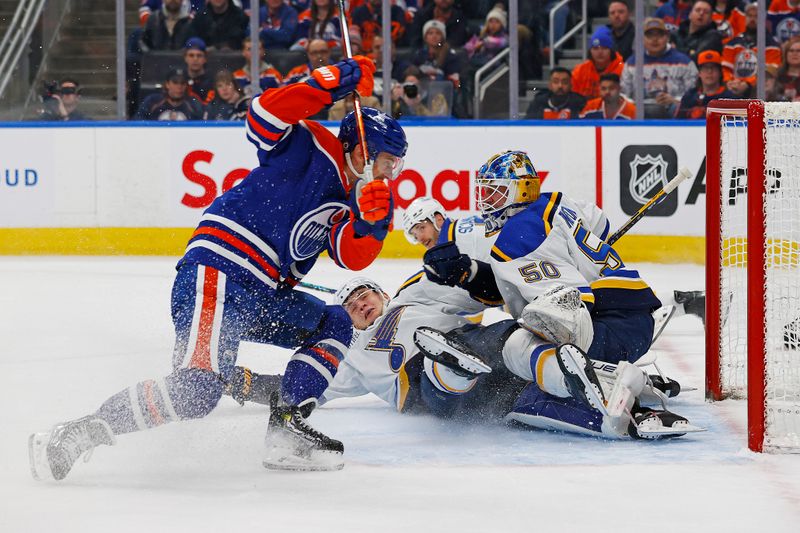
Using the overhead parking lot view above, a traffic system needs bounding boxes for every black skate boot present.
[627,405,703,439]
[414,326,492,378]
[674,290,706,325]
[28,415,115,481]
[224,366,282,406]
[263,392,344,471]
[556,344,607,413]
[648,374,682,398]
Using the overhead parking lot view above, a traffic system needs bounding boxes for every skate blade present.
[28,432,51,481]
[414,328,491,375]
[638,422,706,440]
[263,450,344,472]
[557,345,609,416]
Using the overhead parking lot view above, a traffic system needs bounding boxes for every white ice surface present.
[2,257,800,533]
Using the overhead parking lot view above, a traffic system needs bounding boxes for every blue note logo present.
[289,202,349,261]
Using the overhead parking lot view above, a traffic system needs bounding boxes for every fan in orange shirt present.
[580,73,637,119]
[571,27,625,99]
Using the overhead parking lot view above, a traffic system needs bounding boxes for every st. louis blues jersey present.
[180,83,383,293]
[321,304,470,411]
[393,216,501,314]
[489,192,660,317]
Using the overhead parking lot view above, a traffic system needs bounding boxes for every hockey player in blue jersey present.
[28,54,409,479]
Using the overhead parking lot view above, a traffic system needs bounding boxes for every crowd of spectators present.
[39,0,800,122]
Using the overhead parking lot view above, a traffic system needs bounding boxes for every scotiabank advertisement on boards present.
[0,123,708,236]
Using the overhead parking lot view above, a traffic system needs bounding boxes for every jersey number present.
[572,221,623,276]
[519,261,561,283]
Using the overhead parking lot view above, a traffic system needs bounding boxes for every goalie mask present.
[475,150,540,236]
[402,196,446,244]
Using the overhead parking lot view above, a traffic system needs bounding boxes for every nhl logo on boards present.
[289,202,349,261]
[619,145,678,217]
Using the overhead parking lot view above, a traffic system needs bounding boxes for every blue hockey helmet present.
[476,150,540,236]
[338,107,408,161]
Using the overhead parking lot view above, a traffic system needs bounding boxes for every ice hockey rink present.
[1,256,799,533]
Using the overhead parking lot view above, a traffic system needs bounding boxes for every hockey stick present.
[298,281,336,294]
[607,167,692,245]
[336,0,371,170]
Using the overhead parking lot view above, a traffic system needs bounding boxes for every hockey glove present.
[423,241,474,287]
[350,179,394,241]
[308,56,375,102]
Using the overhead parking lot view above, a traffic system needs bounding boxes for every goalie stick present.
[607,167,693,245]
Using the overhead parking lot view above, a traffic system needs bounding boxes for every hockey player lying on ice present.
[29,54,409,479]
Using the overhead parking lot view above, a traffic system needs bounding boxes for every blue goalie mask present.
[475,150,541,236]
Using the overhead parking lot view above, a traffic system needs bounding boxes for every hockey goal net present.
[706,100,800,452]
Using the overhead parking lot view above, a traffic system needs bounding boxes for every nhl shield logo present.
[619,145,678,217]
[289,202,349,261]
[629,154,669,204]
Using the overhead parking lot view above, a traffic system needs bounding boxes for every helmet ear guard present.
[402,196,446,244]
[339,107,408,181]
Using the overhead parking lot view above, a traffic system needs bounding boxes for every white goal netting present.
[718,102,800,451]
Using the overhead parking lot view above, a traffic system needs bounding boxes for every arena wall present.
[0,121,707,263]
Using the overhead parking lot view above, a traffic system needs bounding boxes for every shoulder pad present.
[490,192,562,262]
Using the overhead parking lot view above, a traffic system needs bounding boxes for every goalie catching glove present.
[307,56,375,102]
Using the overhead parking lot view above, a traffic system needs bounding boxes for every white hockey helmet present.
[402,196,446,244]
[334,276,387,307]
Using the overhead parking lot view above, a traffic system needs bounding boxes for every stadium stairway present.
[25,0,139,120]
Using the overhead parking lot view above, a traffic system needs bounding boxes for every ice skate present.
[556,344,607,414]
[674,290,706,325]
[414,326,492,378]
[28,415,115,481]
[628,406,705,440]
[263,392,344,472]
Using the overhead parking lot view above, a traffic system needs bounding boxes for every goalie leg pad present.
[519,285,594,352]
[505,383,605,437]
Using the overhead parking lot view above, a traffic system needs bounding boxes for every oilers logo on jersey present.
[289,202,349,261]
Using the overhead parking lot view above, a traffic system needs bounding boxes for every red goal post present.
[706,99,800,453]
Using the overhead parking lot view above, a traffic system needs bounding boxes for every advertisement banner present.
[600,124,707,236]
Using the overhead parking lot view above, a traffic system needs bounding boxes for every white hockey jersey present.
[488,192,660,317]
[393,216,501,314]
[321,304,470,411]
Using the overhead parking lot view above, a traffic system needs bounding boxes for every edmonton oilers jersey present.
[179,84,373,293]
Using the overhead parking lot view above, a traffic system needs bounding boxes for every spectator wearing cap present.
[673,0,724,63]
[525,67,586,119]
[233,36,283,94]
[571,27,625,99]
[260,0,300,50]
[409,0,468,48]
[768,0,800,44]
[655,0,694,29]
[676,50,739,118]
[204,70,250,121]
[464,6,509,67]
[580,73,637,120]
[291,0,342,51]
[38,79,90,121]
[412,19,463,89]
[723,2,781,96]
[140,0,193,52]
[621,17,698,118]
[135,68,204,120]
[190,0,248,51]
[607,1,635,60]
[352,0,408,53]
[284,38,332,86]
[182,38,215,104]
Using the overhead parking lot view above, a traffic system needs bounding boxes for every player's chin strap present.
[345,151,375,182]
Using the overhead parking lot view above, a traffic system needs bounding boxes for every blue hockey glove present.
[350,179,393,241]
[423,241,474,287]
[308,56,376,102]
